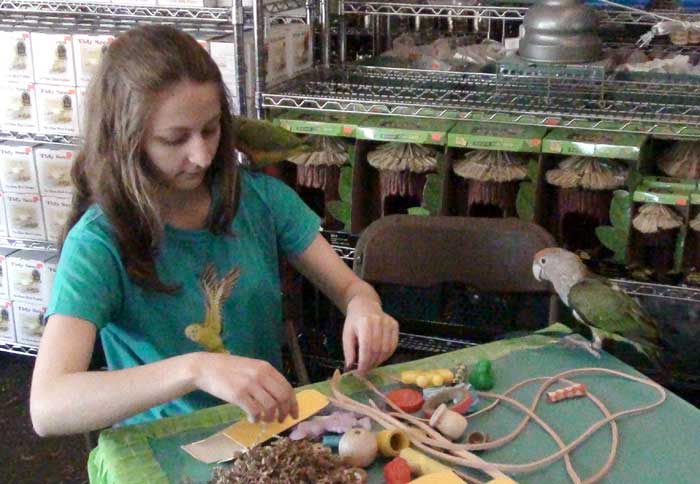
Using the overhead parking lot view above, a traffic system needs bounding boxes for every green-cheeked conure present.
[232,116,311,166]
[532,247,662,363]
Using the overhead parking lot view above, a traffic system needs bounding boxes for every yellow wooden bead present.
[436,368,454,383]
[376,429,410,457]
[401,370,418,384]
[415,374,431,388]
[431,374,445,387]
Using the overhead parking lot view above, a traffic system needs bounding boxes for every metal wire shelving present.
[0,0,311,32]
[342,1,700,26]
[263,65,700,137]
[0,341,38,357]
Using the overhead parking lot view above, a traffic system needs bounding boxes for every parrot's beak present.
[532,263,542,282]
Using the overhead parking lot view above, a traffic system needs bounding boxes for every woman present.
[29,25,398,436]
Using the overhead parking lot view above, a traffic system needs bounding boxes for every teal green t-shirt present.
[47,170,320,425]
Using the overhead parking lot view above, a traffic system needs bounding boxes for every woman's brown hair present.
[62,25,239,293]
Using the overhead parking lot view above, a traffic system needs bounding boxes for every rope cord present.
[329,366,666,484]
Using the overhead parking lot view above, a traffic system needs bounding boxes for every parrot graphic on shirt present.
[232,116,311,166]
[185,264,241,353]
[532,247,662,363]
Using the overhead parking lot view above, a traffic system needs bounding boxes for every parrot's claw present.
[560,334,601,359]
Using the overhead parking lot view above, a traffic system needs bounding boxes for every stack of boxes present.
[0,142,76,243]
[0,250,57,346]
[0,30,115,136]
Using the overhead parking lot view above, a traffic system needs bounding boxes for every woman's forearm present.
[30,352,201,436]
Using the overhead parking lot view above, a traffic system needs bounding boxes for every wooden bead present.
[339,428,378,468]
[429,403,468,441]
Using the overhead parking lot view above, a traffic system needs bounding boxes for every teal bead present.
[322,434,342,449]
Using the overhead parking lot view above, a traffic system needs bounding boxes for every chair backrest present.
[354,215,556,294]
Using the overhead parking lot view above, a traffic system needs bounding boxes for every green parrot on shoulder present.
[231,116,311,166]
[532,247,662,363]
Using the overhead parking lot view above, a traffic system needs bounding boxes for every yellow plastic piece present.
[400,448,453,476]
[222,389,329,447]
[401,370,419,385]
[431,374,445,387]
[415,374,431,388]
[436,368,454,383]
[376,429,410,457]
[484,478,518,484]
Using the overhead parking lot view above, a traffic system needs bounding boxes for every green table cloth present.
[88,331,700,484]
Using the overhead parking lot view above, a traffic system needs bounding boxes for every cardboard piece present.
[409,472,466,484]
[182,389,329,464]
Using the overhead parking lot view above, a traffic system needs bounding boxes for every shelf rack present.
[342,1,700,26]
[611,278,700,303]
[0,0,311,31]
[0,130,81,147]
[0,341,38,356]
[263,65,700,137]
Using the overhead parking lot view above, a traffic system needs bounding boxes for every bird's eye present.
[540,258,546,264]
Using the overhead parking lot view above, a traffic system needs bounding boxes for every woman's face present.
[143,80,222,193]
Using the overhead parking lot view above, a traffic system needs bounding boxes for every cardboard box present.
[72,34,115,87]
[0,141,39,193]
[0,82,39,132]
[42,255,58,306]
[274,110,365,138]
[34,144,76,196]
[7,249,55,303]
[31,32,76,86]
[542,129,648,161]
[285,23,313,78]
[0,300,15,344]
[42,196,71,243]
[211,25,289,103]
[36,84,79,136]
[76,86,88,135]
[5,193,46,240]
[447,122,547,153]
[0,193,8,238]
[356,117,455,145]
[0,31,34,83]
[13,300,46,346]
[0,248,18,300]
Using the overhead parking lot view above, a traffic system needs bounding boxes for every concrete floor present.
[0,352,88,484]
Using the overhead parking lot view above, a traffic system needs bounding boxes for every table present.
[88,329,700,484]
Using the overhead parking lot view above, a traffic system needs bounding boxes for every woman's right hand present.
[192,353,299,423]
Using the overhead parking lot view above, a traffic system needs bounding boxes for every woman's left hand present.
[342,295,399,375]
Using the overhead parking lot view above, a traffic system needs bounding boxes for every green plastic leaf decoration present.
[338,165,353,203]
[326,200,351,231]
[673,225,687,273]
[609,190,631,230]
[516,181,535,222]
[625,170,643,191]
[595,226,626,263]
[421,173,442,215]
[527,158,538,182]
[595,190,631,264]
[408,207,431,216]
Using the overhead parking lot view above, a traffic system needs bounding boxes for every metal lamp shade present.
[519,0,603,64]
